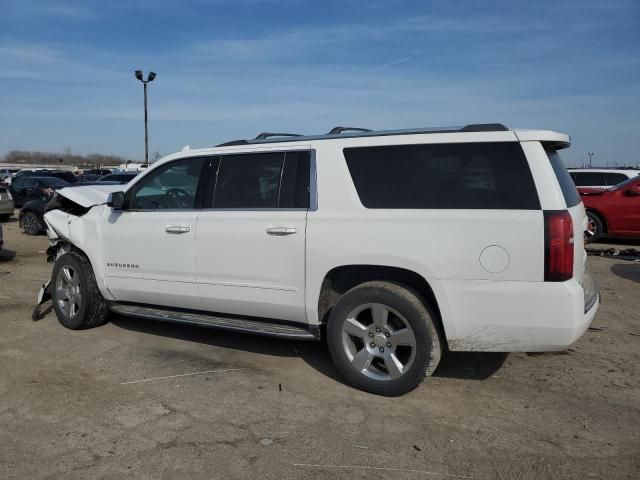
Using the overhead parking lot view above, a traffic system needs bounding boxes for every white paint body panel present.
[44,127,598,352]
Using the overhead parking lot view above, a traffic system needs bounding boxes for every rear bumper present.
[439,273,599,352]
[0,201,14,214]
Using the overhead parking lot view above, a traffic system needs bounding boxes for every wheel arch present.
[317,264,448,345]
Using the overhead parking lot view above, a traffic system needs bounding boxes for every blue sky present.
[0,0,639,167]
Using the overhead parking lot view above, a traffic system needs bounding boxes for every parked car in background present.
[569,168,639,189]
[97,171,138,183]
[13,169,78,185]
[19,180,121,235]
[9,177,69,208]
[580,176,640,241]
[0,185,15,221]
[0,223,3,251]
[79,169,113,182]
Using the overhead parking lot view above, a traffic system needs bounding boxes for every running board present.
[110,303,319,340]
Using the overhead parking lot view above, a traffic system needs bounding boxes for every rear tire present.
[585,211,604,243]
[327,281,442,396]
[51,252,110,329]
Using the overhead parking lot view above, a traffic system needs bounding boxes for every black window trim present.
[204,148,316,212]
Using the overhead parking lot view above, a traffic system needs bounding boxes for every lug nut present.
[384,332,390,337]
[379,347,384,353]
[386,342,392,347]
[370,342,375,348]
[376,327,381,333]
[368,332,374,338]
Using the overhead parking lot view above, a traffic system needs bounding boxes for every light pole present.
[587,152,594,167]
[134,70,157,166]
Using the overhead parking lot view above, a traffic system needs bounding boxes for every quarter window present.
[130,157,206,210]
[344,142,540,209]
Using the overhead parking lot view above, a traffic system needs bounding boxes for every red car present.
[579,176,640,241]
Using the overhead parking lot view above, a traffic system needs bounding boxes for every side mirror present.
[625,186,640,197]
[107,191,126,210]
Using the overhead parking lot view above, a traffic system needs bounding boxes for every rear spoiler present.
[513,129,571,150]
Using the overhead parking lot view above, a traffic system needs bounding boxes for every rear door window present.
[574,172,605,187]
[344,142,540,209]
[212,151,311,209]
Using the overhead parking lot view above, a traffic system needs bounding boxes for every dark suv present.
[9,176,70,208]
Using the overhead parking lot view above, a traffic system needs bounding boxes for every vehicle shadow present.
[0,248,17,262]
[593,237,640,247]
[610,263,640,283]
[111,315,508,384]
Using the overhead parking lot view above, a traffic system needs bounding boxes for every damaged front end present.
[32,184,122,320]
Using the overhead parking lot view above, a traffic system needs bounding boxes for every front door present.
[195,150,311,322]
[101,156,210,310]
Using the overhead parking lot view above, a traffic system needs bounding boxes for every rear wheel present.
[585,211,604,243]
[327,281,442,396]
[21,212,41,235]
[51,252,110,329]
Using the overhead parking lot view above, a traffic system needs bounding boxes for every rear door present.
[195,150,311,322]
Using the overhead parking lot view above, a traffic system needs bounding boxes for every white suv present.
[41,123,599,396]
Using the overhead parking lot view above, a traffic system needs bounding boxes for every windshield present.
[611,175,637,189]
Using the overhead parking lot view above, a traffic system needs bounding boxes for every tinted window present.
[214,153,284,208]
[278,151,310,208]
[131,157,206,209]
[344,142,540,209]
[574,172,605,187]
[547,150,581,207]
[604,173,628,186]
[36,177,69,187]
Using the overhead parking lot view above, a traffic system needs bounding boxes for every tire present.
[51,252,110,330]
[0,214,10,222]
[327,281,442,396]
[21,212,41,235]
[585,211,604,243]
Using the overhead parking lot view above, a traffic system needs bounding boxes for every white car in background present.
[40,123,599,396]
[568,168,640,189]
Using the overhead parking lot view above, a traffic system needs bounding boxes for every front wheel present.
[51,252,110,329]
[327,281,442,396]
[21,212,41,235]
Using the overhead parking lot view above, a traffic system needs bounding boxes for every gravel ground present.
[0,214,639,479]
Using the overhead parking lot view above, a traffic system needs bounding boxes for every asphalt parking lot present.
[1,214,639,479]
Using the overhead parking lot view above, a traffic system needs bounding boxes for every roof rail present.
[460,123,508,132]
[215,139,249,147]
[254,132,302,140]
[328,126,372,134]
[213,123,510,148]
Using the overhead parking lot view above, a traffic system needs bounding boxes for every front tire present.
[21,212,41,235]
[585,211,604,243]
[327,281,442,396]
[51,252,110,329]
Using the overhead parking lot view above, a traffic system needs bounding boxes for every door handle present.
[165,225,191,234]
[266,227,297,236]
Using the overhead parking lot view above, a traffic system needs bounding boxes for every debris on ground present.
[586,247,640,261]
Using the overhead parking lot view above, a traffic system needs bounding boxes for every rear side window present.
[547,150,581,207]
[213,151,310,209]
[574,172,605,187]
[344,142,540,209]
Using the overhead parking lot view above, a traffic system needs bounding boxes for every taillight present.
[544,210,574,281]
